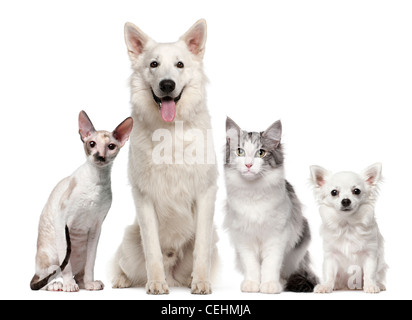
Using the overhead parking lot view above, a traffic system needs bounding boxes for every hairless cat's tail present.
[30,225,72,291]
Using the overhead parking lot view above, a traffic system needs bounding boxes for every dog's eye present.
[256,149,266,158]
[108,144,116,151]
[353,188,361,195]
[150,61,159,68]
[89,141,96,148]
[331,190,339,197]
[176,61,184,68]
[236,148,245,157]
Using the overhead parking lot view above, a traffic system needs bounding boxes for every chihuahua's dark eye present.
[176,61,184,68]
[353,188,361,195]
[89,141,96,148]
[150,61,159,68]
[108,144,116,150]
[331,190,339,197]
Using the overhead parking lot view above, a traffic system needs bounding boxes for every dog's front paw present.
[85,280,105,291]
[260,281,283,294]
[146,280,169,295]
[314,284,333,293]
[112,273,133,289]
[241,280,260,293]
[191,280,212,295]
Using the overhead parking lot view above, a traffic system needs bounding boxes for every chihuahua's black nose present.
[159,79,176,94]
[341,198,351,207]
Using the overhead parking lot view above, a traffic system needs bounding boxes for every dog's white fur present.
[111,20,218,294]
[310,163,388,293]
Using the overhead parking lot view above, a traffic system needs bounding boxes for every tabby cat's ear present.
[262,120,282,150]
[226,116,241,144]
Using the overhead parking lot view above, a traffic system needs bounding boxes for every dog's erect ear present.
[113,117,133,148]
[124,22,150,59]
[262,120,282,150]
[310,165,330,187]
[362,163,382,186]
[226,116,241,144]
[78,110,96,142]
[180,19,207,58]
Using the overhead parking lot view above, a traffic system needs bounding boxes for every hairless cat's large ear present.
[113,117,133,147]
[78,110,96,142]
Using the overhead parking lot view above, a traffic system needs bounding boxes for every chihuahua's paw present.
[63,279,79,292]
[191,280,212,295]
[314,284,333,293]
[260,281,283,294]
[85,280,105,291]
[364,284,381,294]
[241,280,260,293]
[146,280,169,295]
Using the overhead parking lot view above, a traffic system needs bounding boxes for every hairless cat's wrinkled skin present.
[30,111,132,291]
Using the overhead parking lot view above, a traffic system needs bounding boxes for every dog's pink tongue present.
[161,99,176,122]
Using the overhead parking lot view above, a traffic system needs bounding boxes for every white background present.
[0,0,411,300]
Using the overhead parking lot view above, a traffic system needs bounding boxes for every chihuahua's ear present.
[113,117,133,148]
[362,163,382,186]
[79,110,96,142]
[310,165,330,187]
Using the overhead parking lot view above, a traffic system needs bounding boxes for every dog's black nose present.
[341,198,351,207]
[159,79,176,94]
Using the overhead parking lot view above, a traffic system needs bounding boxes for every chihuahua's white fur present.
[310,163,388,293]
[31,111,132,292]
[111,20,218,295]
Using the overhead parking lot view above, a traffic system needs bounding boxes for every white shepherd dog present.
[111,19,219,295]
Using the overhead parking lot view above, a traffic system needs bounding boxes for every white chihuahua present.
[310,163,388,293]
